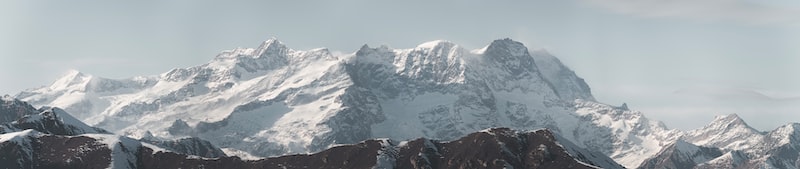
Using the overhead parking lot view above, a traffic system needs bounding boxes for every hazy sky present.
[1,0,798,131]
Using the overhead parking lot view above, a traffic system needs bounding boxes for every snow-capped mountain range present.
[0,96,624,169]
[11,38,800,168]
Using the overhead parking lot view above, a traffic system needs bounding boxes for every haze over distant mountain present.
[12,38,800,168]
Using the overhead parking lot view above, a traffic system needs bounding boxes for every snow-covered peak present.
[206,38,336,79]
[478,38,542,78]
[686,114,764,150]
[48,69,93,91]
[415,40,457,50]
[766,123,800,146]
[208,38,288,66]
[255,37,288,58]
[262,37,279,44]
[63,69,84,78]
[485,38,529,57]
[712,114,747,125]
[352,44,394,64]
[771,123,800,135]
[700,114,758,132]
[697,114,758,133]
[680,117,800,168]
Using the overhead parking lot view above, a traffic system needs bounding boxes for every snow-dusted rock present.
[1,98,108,135]
[638,139,723,169]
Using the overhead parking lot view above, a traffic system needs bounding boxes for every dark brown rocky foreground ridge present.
[1,127,622,169]
[140,128,621,169]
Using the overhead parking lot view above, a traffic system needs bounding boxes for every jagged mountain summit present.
[678,114,800,169]
[1,95,108,135]
[685,114,765,152]
[638,139,723,169]
[630,113,800,169]
[15,38,678,167]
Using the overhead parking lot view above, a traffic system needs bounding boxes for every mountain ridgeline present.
[0,96,620,169]
[9,38,800,168]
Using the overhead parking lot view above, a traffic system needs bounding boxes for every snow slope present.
[81,133,142,169]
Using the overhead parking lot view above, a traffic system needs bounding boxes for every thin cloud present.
[673,85,800,102]
[582,0,800,25]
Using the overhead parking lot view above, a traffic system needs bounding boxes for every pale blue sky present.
[1,0,798,130]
